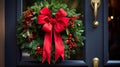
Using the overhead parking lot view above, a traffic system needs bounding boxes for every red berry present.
[39,49,43,54]
[36,46,41,51]
[71,16,79,20]
[66,39,70,44]
[36,46,43,55]
[69,37,72,40]
[27,36,31,42]
[69,34,73,37]
[75,37,78,41]
[25,21,30,25]
[70,22,75,25]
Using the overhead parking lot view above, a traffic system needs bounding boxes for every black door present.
[5,0,120,67]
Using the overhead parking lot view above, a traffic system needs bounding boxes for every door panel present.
[5,0,120,67]
[5,0,106,67]
[85,0,103,67]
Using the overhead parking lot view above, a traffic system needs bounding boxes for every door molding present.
[103,0,120,66]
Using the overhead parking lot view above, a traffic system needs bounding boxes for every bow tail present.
[42,31,52,64]
[54,31,64,62]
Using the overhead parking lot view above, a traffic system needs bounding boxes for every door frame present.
[5,0,120,67]
[103,0,120,66]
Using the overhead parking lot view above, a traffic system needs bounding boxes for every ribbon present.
[38,7,70,64]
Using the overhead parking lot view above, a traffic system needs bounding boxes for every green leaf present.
[44,0,49,7]
[64,44,69,49]
[66,28,70,35]
[72,50,76,54]
[20,32,27,38]
[26,30,30,36]
[28,40,40,50]
[80,30,84,32]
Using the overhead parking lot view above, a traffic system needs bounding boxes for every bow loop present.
[57,17,70,27]
[38,15,50,24]
[40,7,51,17]
[55,8,67,18]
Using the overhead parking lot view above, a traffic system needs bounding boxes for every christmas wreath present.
[17,0,84,64]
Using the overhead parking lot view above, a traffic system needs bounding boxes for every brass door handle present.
[93,57,99,67]
[91,0,101,27]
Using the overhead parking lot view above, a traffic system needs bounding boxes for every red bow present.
[38,7,70,64]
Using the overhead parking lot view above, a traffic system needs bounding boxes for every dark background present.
[108,0,120,60]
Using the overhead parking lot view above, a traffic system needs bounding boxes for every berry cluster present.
[23,10,33,25]
[66,34,77,51]
[22,10,36,42]
[68,16,79,28]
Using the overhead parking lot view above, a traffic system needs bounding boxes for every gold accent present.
[91,0,101,27]
[93,57,99,67]
[93,21,99,27]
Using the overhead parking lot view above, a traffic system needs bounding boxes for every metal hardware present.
[91,0,101,27]
[93,21,99,28]
[93,57,99,67]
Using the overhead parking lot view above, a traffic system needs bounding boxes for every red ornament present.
[66,39,70,44]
